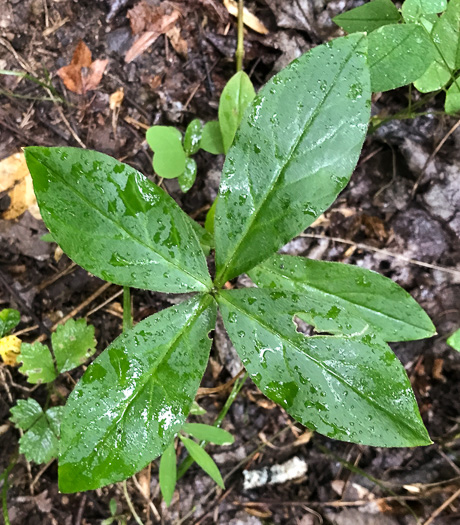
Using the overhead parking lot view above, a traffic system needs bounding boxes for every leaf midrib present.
[218,291,426,443]
[215,35,366,285]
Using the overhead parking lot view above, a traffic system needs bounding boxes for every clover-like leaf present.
[214,34,371,286]
[218,289,432,447]
[146,126,187,179]
[25,147,212,294]
[249,255,435,342]
[334,0,401,33]
[52,319,96,374]
[58,295,217,493]
[19,342,56,384]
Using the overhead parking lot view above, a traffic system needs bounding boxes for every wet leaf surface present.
[58,295,217,492]
[333,0,401,34]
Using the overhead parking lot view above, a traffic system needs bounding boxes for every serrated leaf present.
[445,78,460,113]
[334,0,401,33]
[184,119,202,155]
[178,158,197,193]
[217,289,432,447]
[159,441,177,506]
[19,342,57,384]
[58,295,217,493]
[249,255,435,342]
[10,399,43,430]
[447,328,460,351]
[0,308,20,337]
[201,121,225,155]
[25,147,212,294]
[52,319,96,374]
[368,24,435,92]
[178,436,225,488]
[146,126,186,179]
[182,423,234,445]
[218,71,256,153]
[18,406,64,464]
[214,34,371,286]
[402,0,447,23]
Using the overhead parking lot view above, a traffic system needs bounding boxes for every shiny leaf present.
[184,119,202,155]
[447,329,460,351]
[205,199,217,235]
[146,126,186,179]
[414,56,451,91]
[402,0,447,22]
[430,0,460,70]
[52,319,97,373]
[10,399,43,430]
[334,0,401,33]
[0,308,20,337]
[178,158,197,193]
[159,441,177,506]
[19,342,56,384]
[218,71,256,153]
[25,147,212,293]
[182,423,234,445]
[214,34,371,286]
[58,295,217,493]
[218,289,431,447]
[368,24,435,92]
[178,436,225,488]
[249,254,436,342]
[201,121,225,155]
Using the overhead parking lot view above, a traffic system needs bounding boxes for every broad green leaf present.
[402,0,447,23]
[184,119,202,155]
[159,441,177,506]
[187,216,214,255]
[249,255,436,342]
[25,147,212,294]
[0,308,20,337]
[10,399,43,430]
[146,126,186,179]
[446,78,460,113]
[218,71,256,153]
[414,57,451,91]
[178,436,225,488]
[182,423,234,445]
[52,319,96,374]
[218,289,432,447]
[201,121,225,155]
[447,328,460,351]
[205,199,217,235]
[58,295,217,493]
[19,342,57,384]
[431,0,460,70]
[178,158,197,193]
[334,0,401,33]
[368,24,435,92]
[214,35,371,286]
[18,406,64,464]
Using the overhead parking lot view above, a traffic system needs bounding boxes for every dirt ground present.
[1,1,460,524]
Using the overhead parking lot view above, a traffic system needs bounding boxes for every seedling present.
[146,71,255,191]
[334,0,460,113]
[24,34,436,494]
[447,329,460,351]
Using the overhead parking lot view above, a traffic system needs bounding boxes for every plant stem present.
[235,0,244,72]
[122,286,132,332]
[122,480,144,525]
[176,372,248,480]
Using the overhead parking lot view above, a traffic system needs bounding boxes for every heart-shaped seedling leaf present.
[146,126,187,179]
[184,119,203,155]
[178,158,197,193]
[201,121,225,155]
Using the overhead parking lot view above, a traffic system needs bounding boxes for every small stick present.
[422,486,460,525]
[131,474,161,522]
[235,0,244,72]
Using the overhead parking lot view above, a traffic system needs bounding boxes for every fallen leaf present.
[0,335,22,366]
[223,0,269,34]
[125,2,181,63]
[167,26,188,58]
[0,152,40,220]
[57,41,108,95]
[433,358,446,382]
[109,87,124,110]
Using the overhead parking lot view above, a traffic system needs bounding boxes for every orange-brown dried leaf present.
[83,59,109,92]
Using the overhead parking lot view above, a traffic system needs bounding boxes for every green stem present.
[122,480,144,525]
[176,372,248,480]
[122,286,132,332]
[235,0,244,72]
[1,456,17,525]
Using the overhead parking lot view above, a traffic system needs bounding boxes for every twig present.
[131,474,161,522]
[422,486,460,525]
[235,0,244,72]
[85,289,124,318]
[75,494,87,525]
[123,480,145,525]
[30,459,55,492]
[300,233,460,278]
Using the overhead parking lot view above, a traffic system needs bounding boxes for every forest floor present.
[1,1,460,524]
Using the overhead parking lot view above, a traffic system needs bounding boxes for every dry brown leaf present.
[166,26,188,58]
[223,0,269,34]
[433,358,447,382]
[0,152,40,220]
[109,87,124,110]
[57,41,108,94]
[125,3,181,63]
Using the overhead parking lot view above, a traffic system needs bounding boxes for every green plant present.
[447,328,460,351]
[334,0,460,114]
[145,71,255,192]
[24,33,436,495]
